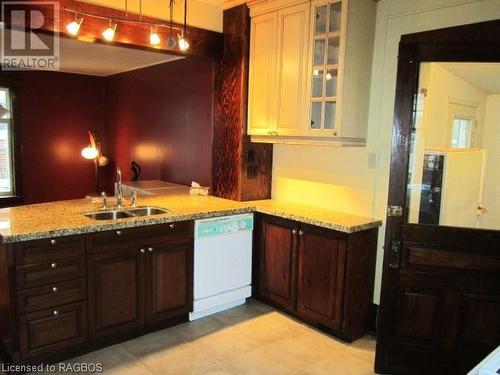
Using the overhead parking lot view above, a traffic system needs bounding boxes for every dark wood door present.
[146,241,193,323]
[88,247,146,340]
[256,215,298,311]
[296,227,345,330]
[376,20,500,375]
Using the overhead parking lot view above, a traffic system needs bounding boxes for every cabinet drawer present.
[15,235,85,265]
[88,221,193,254]
[18,279,87,314]
[16,256,86,290]
[20,301,88,359]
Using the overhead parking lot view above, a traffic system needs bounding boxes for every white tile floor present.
[32,299,376,375]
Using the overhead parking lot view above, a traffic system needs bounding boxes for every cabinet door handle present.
[52,286,58,293]
[50,239,57,245]
[292,229,297,235]
[50,262,57,269]
[140,248,145,254]
[298,230,304,236]
[169,223,175,229]
[148,247,154,253]
[52,310,59,316]
[116,230,122,236]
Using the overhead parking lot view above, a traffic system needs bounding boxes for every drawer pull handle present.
[140,248,145,254]
[50,239,57,245]
[148,247,154,253]
[53,310,59,316]
[169,223,175,228]
[50,263,57,269]
[116,230,122,236]
[52,286,58,293]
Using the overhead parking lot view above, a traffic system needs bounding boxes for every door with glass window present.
[376,21,500,375]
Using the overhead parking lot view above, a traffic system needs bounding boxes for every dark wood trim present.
[368,303,378,335]
[0,76,24,207]
[2,0,223,58]
[212,5,272,201]
[376,20,500,375]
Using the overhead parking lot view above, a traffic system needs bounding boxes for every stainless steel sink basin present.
[126,207,171,217]
[84,207,170,221]
[84,211,133,220]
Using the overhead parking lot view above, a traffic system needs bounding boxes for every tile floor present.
[34,299,376,375]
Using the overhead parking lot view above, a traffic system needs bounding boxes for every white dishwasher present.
[189,213,253,321]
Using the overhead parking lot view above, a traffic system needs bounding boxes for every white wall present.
[423,63,487,149]
[481,95,500,229]
[408,62,488,223]
[272,0,500,304]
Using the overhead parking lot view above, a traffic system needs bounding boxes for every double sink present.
[84,207,170,221]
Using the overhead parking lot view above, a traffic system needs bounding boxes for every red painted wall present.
[17,72,107,204]
[12,57,214,204]
[106,57,214,188]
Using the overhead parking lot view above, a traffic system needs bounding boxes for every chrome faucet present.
[131,189,138,208]
[115,166,123,209]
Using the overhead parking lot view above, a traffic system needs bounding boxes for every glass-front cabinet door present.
[308,0,346,137]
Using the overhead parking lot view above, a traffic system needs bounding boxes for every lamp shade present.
[81,146,99,160]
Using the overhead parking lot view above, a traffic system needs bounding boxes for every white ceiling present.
[59,37,184,76]
[0,29,183,76]
[438,63,500,95]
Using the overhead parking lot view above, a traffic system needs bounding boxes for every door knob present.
[292,229,297,235]
[140,248,145,254]
[148,247,154,253]
[50,239,57,245]
[52,286,58,293]
[50,263,57,269]
[52,310,59,316]
[298,230,304,236]
[388,240,401,269]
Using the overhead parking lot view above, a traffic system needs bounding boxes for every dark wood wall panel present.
[212,5,272,201]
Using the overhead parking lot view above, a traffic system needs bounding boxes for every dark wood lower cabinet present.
[0,221,194,365]
[88,247,146,339]
[297,227,345,330]
[146,242,193,324]
[255,214,378,341]
[87,223,194,343]
[256,216,297,312]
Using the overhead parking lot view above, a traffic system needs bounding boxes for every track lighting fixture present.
[63,0,191,51]
[66,14,83,36]
[178,32,189,51]
[150,26,161,45]
[102,20,117,42]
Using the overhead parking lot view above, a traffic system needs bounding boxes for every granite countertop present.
[252,200,383,234]
[0,195,382,243]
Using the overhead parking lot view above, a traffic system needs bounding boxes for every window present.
[451,117,472,148]
[0,87,15,196]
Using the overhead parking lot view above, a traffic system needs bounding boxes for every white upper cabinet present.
[247,0,376,146]
[248,11,278,136]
